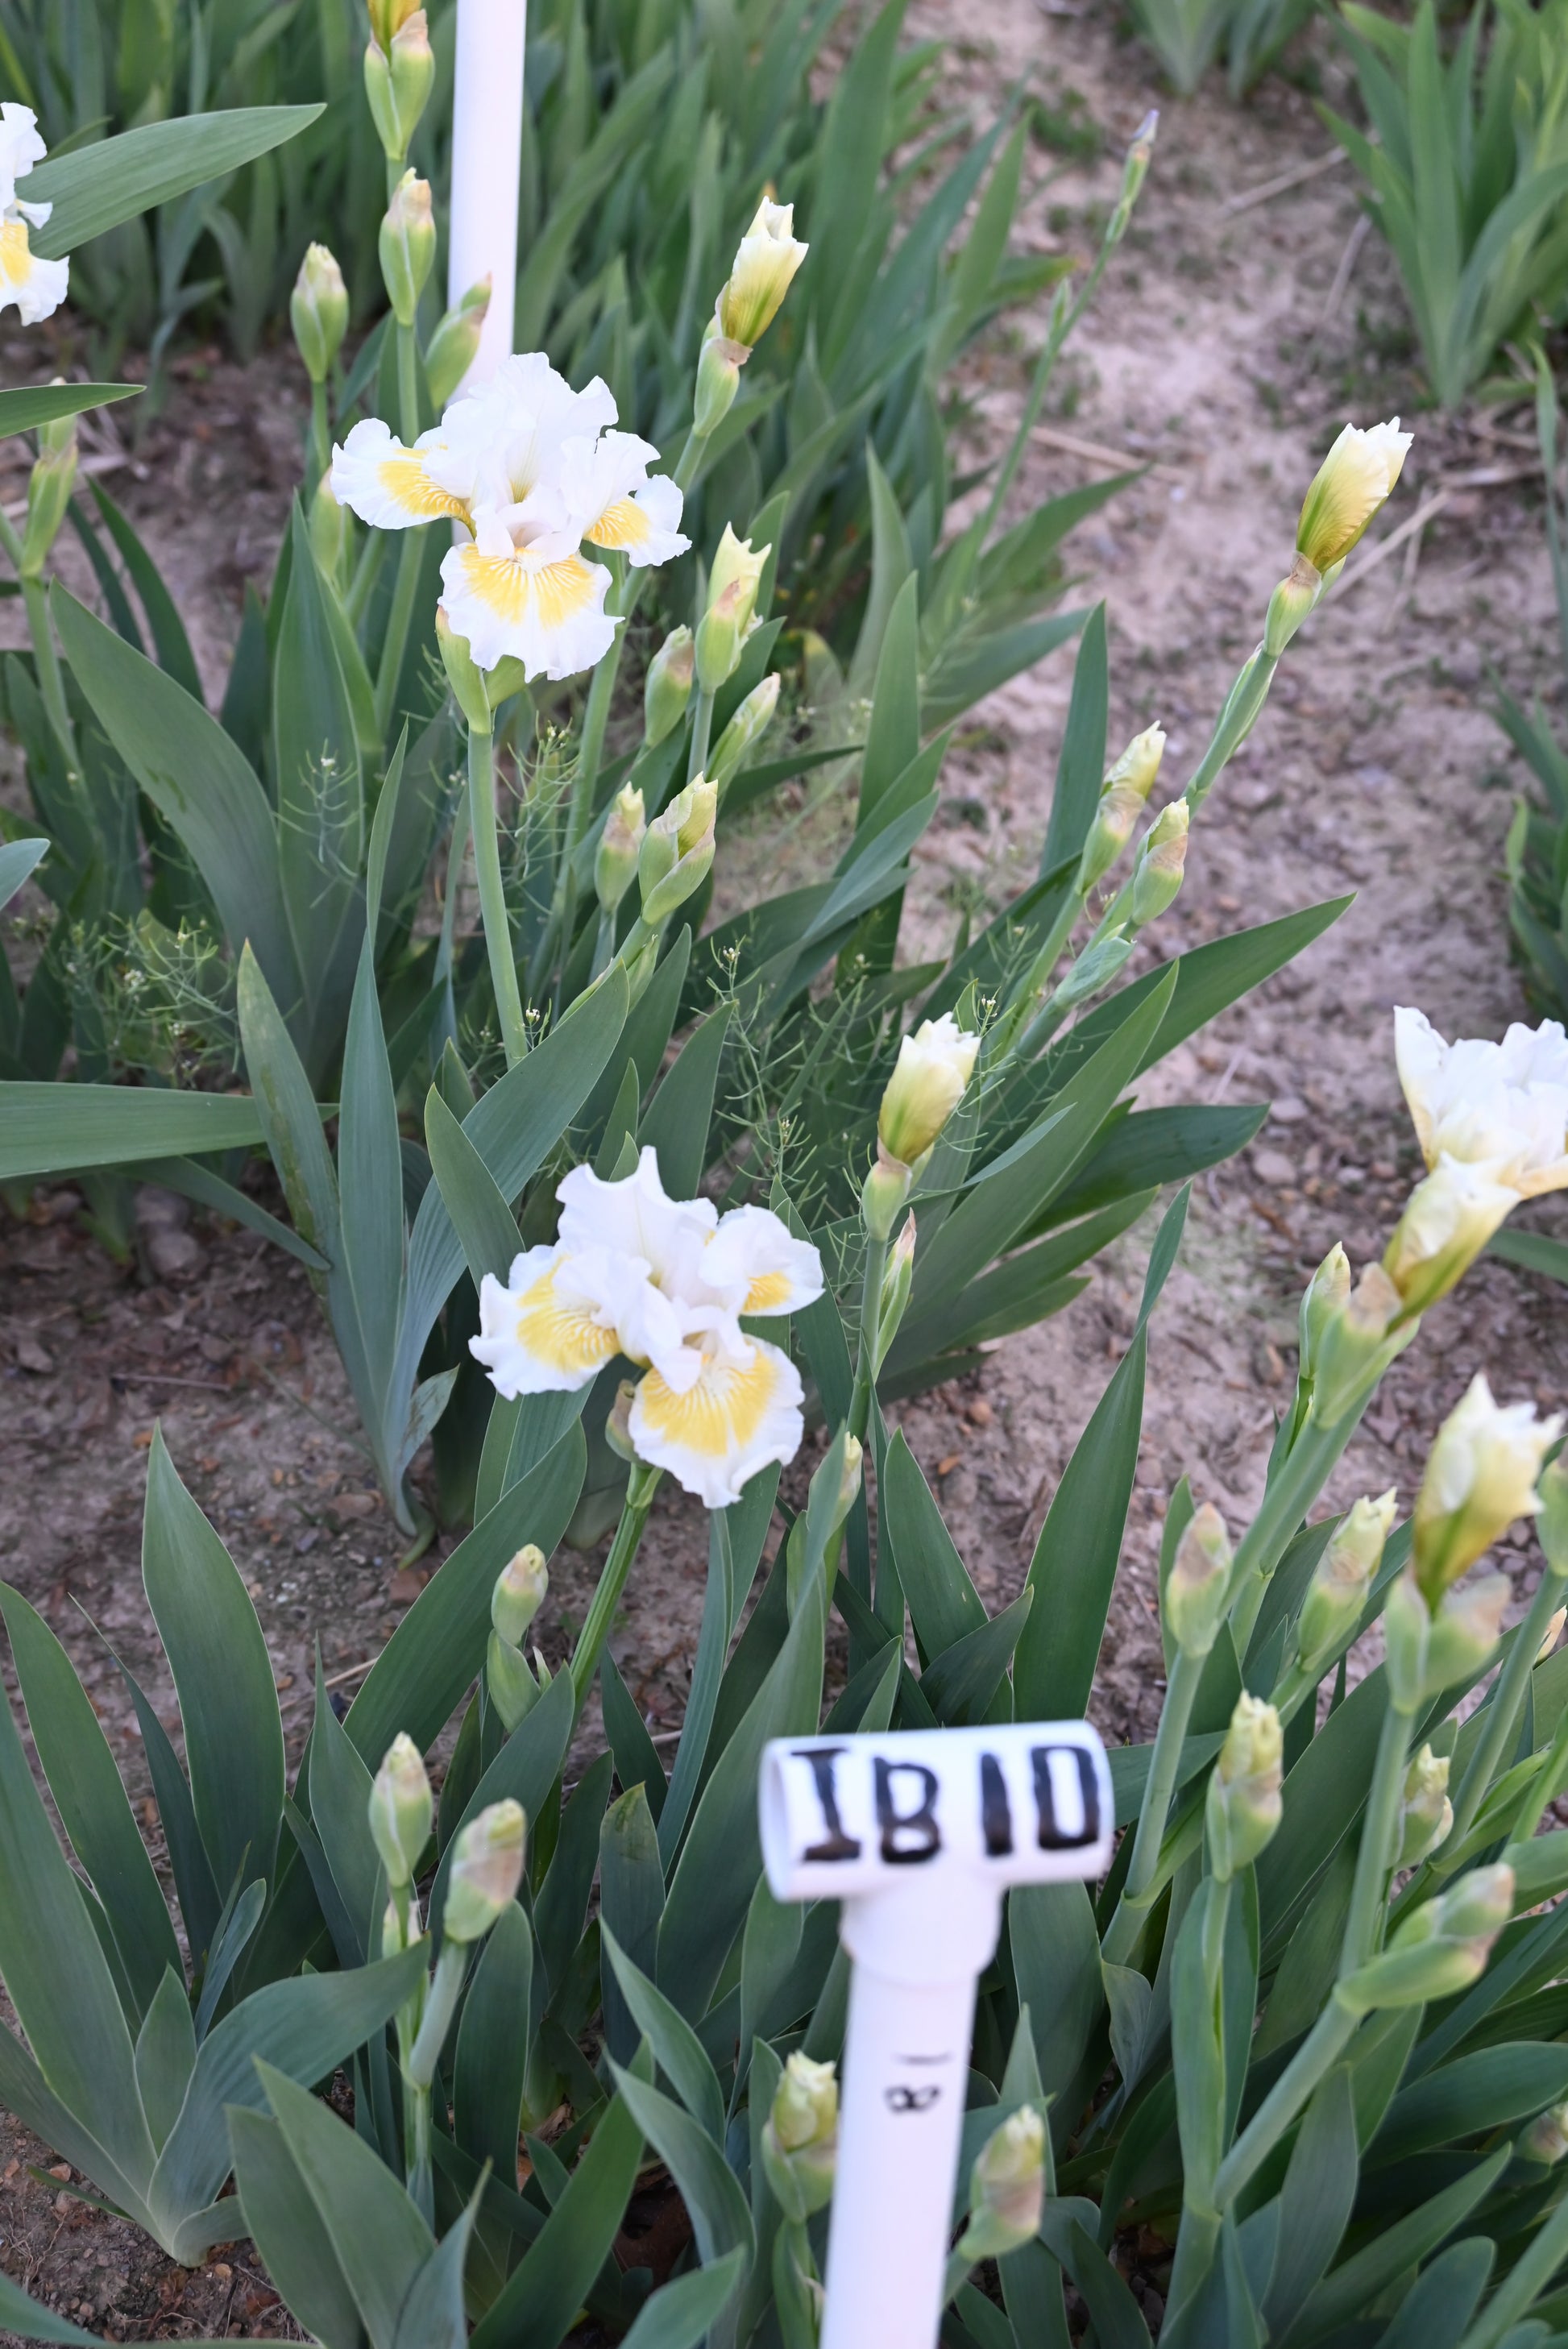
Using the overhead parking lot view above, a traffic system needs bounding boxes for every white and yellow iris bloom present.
[470,1147,822,1505]
[330,353,686,681]
[0,104,68,326]
[1395,1006,1568,1197]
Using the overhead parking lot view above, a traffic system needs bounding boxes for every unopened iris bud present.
[1054,933,1133,1010]
[1522,2103,1568,2165]
[717,197,808,351]
[639,776,716,926]
[367,0,421,49]
[1539,1457,1568,1580]
[365,10,434,162]
[1541,1605,1566,1664]
[424,276,491,409]
[19,398,77,577]
[1310,1261,1408,1428]
[1344,1862,1512,2012]
[645,627,695,746]
[812,1433,863,1540]
[444,1799,526,1942]
[1165,1502,1232,1658]
[309,471,349,579]
[1395,1743,1453,1870]
[693,325,745,440]
[1383,1158,1520,1317]
[1265,554,1324,658]
[956,2106,1047,2262]
[1206,1694,1283,1879]
[1296,419,1412,576]
[1076,724,1166,892]
[595,785,646,915]
[877,1013,979,1176]
[1130,799,1188,925]
[380,170,436,327]
[290,244,349,385]
[875,1213,916,1367]
[1413,1376,1561,1609]
[492,1545,548,1647]
[1385,1564,1509,1711]
[761,2052,838,2222]
[695,526,768,692]
[710,671,781,799]
[1296,1489,1396,1677]
[1108,108,1157,243]
[1300,1243,1350,1387]
[369,1732,433,1890]
[605,1378,638,1464]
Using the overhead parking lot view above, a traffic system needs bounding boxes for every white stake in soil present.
[448,0,527,388]
[761,1722,1112,2349]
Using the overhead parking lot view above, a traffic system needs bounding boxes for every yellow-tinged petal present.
[470,1245,622,1397]
[0,217,68,326]
[629,1333,804,1508]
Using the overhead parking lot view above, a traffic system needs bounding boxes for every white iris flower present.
[471,1148,823,1509]
[0,105,69,326]
[330,354,689,683]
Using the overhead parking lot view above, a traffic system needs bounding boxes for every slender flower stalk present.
[569,1459,662,1716]
[465,720,529,1068]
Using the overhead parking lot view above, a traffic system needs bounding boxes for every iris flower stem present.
[1213,1992,1360,2211]
[1338,1696,1413,1981]
[309,380,330,486]
[848,1226,890,1450]
[467,721,529,1067]
[1444,1564,1566,1866]
[1102,1642,1207,1967]
[570,1465,662,1719]
[19,571,77,769]
[375,528,426,740]
[569,564,644,853]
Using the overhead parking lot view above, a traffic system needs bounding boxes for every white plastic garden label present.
[761,1721,1113,2349]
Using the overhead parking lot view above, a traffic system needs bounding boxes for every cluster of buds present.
[1075,726,1165,894]
[639,776,717,927]
[19,394,79,579]
[1164,1502,1232,1659]
[644,629,695,746]
[1394,1743,1453,1870]
[761,2053,839,2222]
[695,527,769,695]
[1342,1862,1513,2011]
[1292,1490,1396,1681]
[1205,1695,1283,1881]
[486,1546,550,1734]
[955,2106,1047,2263]
[380,168,437,328]
[1264,419,1412,657]
[693,198,809,439]
[863,1013,981,1240]
[365,0,435,166]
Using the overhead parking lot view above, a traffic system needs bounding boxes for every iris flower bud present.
[19,400,77,578]
[644,627,695,746]
[1075,725,1165,893]
[875,1213,916,1367]
[1130,799,1188,925]
[1383,1565,1508,1711]
[290,244,349,385]
[1164,1502,1231,1658]
[716,198,808,351]
[364,11,434,163]
[1299,1243,1350,1386]
[957,2106,1047,2262]
[1205,1695,1283,1880]
[444,1799,526,1942]
[1384,1159,1521,1317]
[424,276,492,410]
[693,326,745,439]
[1395,1743,1452,1870]
[492,1546,548,1647]
[1537,1456,1568,1580]
[1295,1490,1396,1678]
[595,785,647,915]
[639,777,717,926]
[1412,1376,1560,1610]
[877,1014,979,1174]
[695,526,768,692]
[761,2052,838,2222]
[1342,1863,1512,2012]
[380,171,436,328]
[709,672,781,800]
[1296,420,1412,575]
[368,1733,433,1890]
[1522,2104,1568,2165]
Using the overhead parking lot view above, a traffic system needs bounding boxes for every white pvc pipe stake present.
[761,1721,1112,2349]
[447,0,528,389]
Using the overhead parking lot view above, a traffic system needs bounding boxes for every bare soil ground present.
[2,2,1567,2333]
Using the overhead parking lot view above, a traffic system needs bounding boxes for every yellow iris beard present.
[514,1267,619,1380]
[0,219,35,288]
[745,1270,793,1313]
[637,1347,781,1459]
[378,451,470,522]
[587,497,653,551]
